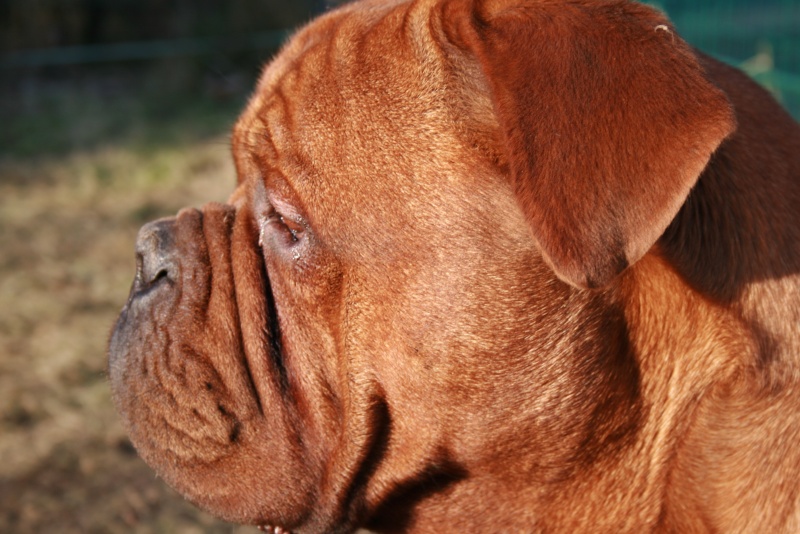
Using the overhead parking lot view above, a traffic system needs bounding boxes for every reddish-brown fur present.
[108,0,800,532]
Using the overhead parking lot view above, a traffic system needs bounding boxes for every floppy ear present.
[442,0,735,288]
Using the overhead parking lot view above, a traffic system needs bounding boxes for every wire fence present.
[2,0,799,117]
[651,0,800,117]
[1,31,289,68]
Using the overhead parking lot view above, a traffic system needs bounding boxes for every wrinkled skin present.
[109,0,800,532]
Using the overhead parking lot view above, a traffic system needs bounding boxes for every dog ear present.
[442,0,735,288]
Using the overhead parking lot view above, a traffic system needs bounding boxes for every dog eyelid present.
[259,204,306,249]
[253,177,310,255]
[274,212,303,242]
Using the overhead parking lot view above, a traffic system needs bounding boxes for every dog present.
[108,0,800,532]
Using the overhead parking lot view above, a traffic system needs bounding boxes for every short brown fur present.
[108,0,800,532]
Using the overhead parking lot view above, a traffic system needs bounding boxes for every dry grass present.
[0,77,262,533]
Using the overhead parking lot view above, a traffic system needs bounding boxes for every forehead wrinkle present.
[248,106,278,164]
[232,101,263,182]
[235,79,293,163]
[244,31,338,165]
[236,1,423,204]
[255,3,354,96]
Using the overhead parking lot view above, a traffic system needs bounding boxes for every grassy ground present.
[0,69,262,533]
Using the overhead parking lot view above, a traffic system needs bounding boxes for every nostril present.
[134,218,178,293]
[151,268,169,284]
[136,253,170,286]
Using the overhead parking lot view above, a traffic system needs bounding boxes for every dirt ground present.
[0,73,263,533]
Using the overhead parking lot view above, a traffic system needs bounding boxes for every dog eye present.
[259,206,306,248]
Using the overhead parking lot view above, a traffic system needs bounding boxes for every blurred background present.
[0,1,798,533]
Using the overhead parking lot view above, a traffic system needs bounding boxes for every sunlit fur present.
[109,0,800,532]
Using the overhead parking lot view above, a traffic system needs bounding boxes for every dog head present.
[109,0,734,531]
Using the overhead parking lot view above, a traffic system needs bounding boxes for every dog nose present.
[134,218,178,292]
